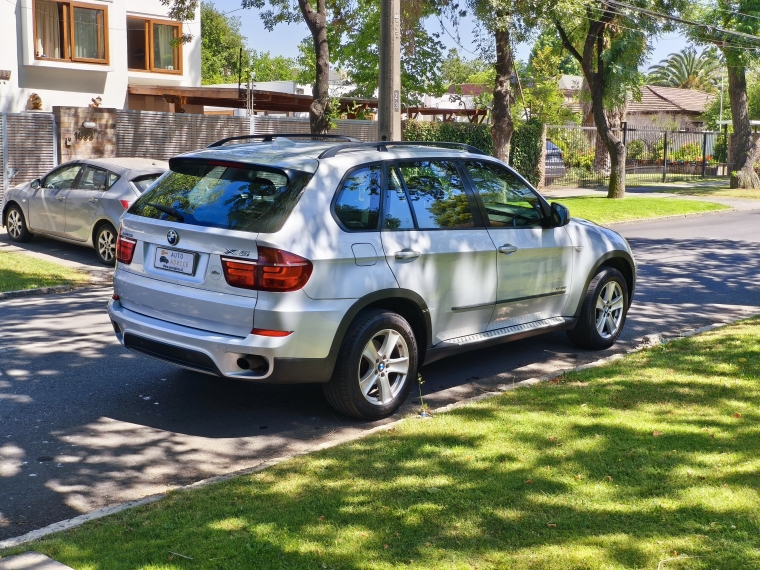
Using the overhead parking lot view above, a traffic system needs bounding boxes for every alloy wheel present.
[7,210,22,239]
[357,329,410,406]
[98,227,116,263]
[595,281,625,339]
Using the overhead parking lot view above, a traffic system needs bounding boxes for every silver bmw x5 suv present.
[108,135,636,420]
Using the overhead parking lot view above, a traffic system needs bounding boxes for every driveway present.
[1,208,759,541]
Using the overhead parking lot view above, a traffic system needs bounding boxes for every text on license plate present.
[154,247,196,275]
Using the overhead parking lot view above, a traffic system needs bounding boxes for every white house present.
[0,0,201,113]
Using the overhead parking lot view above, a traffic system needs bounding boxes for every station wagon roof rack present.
[207,134,362,148]
[317,140,488,159]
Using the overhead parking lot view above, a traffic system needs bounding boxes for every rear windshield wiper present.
[148,203,185,222]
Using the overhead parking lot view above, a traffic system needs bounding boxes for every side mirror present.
[550,202,570,227]
[30,179,41,189]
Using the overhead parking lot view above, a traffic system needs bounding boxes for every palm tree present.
[646,47,722,92]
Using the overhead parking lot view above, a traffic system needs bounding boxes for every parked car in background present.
[108,136,636,420]
[545,140,567,184]
[2,158,167,265]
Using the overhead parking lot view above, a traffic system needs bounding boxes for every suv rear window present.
[129,161,312,234]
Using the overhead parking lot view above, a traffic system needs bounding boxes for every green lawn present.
[554,196,728,225]
[5,319,759,569]
[0,252,89,293]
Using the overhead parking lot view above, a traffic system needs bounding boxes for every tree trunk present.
[299,0,332,134]
[727,65,760,188]
[556,16,626,198]
[490,27,514,163]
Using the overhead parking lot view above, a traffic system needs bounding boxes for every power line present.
[583,14,760,52]
[605,0,760,45]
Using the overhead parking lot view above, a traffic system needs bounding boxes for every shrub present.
[626,139,646,160]
[673,141,702,163]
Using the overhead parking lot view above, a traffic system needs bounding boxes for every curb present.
[604,205,738,227]
[0,282,111,302]
[1,315,757,551]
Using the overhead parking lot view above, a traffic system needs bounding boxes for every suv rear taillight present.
[221,246,312,292]
[116,229,137,265]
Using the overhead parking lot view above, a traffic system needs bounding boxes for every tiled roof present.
[627,85,716,115]
[447,84,490,97]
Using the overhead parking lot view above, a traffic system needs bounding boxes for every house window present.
[127,17,182,74]
[33,0,109,64]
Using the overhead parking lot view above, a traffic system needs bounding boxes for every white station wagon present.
[108,136,636,419]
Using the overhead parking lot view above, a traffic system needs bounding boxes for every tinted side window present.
[465,161,544,228]
[107,172,120,189]
[383,167,415,230]
[334,166,381,230]
[398,160,473,229]
[78,166,109,191]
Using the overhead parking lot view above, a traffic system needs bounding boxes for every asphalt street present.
[1,207,760,541]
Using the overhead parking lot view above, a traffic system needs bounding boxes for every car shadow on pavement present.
[1,236,759,541]
[0,227,106,271]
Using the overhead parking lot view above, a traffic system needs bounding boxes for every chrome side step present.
[447,317,568,346]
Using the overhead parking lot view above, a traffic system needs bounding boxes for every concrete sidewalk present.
[0,552,72,570]
[542,180,760,212]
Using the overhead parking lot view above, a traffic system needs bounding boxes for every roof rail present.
[207,134,362,148]
[317,140,488,159]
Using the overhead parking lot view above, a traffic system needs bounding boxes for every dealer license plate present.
[154,246,197,275]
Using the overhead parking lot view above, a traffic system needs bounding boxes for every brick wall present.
[52,106,117,163]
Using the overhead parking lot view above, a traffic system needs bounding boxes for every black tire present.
[567,266,629,350]
[5,205,33,243]
[323,308,418,420]
[94,223,117,266]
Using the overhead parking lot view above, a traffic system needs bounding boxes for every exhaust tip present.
[237,355,269,375]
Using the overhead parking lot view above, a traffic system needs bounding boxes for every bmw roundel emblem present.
[167,230,179,245]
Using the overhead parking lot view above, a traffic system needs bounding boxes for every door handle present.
[498,244,518,255]
[56,196,65,201]
[88,197,99,203]
[394,249,421,260]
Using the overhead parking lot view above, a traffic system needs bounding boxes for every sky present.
[205,0,689,72]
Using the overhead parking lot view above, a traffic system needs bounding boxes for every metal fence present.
[545,124,729,188]
[1,112,57,202]
[116,110,251,160]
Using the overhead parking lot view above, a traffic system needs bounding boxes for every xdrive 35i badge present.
[166,230,179,245]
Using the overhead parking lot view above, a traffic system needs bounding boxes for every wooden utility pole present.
[378,0,401,141]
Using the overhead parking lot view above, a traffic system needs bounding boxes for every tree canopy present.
[201,2,298,85]
[440,48,491,87]
[527,28,581,77]
[646,46,722,92]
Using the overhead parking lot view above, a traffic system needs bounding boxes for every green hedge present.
[402,119,543,186]
[509,119,543,186]
[402,121,493,155]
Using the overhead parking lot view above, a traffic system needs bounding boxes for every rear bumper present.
[108,300,336,383]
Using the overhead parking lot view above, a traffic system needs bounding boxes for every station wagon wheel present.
[5,205,33,243]
[358,329,410,406]
[595,281,624,339]
[323,309,418,420]
[95,223,117,266]
[567,266,629,350]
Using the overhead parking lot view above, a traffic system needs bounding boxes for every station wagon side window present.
[397,160,474,229]
[464,161,544,228]
[383,166,415,230]
[333,165,382,231]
